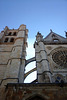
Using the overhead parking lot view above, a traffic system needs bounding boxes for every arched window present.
[8,32,12,36]
[4,38,8,42]
[53,39,59,42]
[30,96,44,100]
[26,95,45,100]
[55,76,61,83]
[13,32,16,36]
[55,76,64,83]
[10,38,14,42]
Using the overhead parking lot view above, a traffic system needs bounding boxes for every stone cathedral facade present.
[0,25,67,100]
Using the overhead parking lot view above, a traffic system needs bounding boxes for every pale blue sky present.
[0,0,67,39]
[0,0,67,82]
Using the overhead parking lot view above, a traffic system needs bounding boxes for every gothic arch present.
[25,94,48,100]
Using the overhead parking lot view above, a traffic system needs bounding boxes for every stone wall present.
[5,83,67,100]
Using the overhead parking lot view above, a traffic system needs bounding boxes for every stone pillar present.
[35,32,52,83]
[35,43,43,82]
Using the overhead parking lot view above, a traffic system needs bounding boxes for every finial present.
[36,31,43,42]
[50,29,52,33]
[37,31,41,35]
[65,31,67,38]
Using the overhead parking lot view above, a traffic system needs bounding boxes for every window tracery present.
[52,50,67,68]
[55,76,61,83]
[53,74,64,83]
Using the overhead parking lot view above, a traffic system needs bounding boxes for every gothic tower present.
[0,25,28,99]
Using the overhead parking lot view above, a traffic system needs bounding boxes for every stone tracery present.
[52,50,67,68]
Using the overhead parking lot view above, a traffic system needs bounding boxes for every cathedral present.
[0,24,67,100]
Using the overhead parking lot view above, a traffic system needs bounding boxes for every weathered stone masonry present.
[0,25,67,100]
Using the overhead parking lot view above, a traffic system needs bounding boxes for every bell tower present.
[0,24,28,86]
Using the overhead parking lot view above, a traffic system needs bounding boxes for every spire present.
[36,32,43,42]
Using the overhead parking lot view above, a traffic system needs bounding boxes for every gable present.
[44,30,67,44]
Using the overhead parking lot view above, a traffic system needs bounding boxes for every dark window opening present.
[10,38,14,42]
[57,76,61,80]
[4,38,8,42]
[55,80,59,83]
[53,39,59,42]
[13,32,16,36]
[55,76,64,83]
[28,96,44,100]
[55,76,61,83]
[8,32,12,36]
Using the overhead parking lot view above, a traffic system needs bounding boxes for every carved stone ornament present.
[52,50,67,68]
